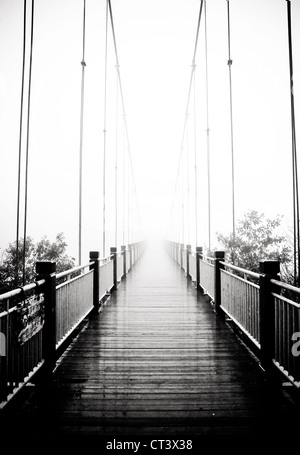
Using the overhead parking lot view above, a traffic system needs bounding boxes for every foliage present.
[216,210,292,276]
[0,233,76,294]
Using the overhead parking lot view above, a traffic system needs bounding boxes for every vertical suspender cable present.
[176,184,179,244]
[175,186,178,243]
[22,0,34,286]
[122,120,126,245]
[286,0,299,286]
[78,0,86,265]
[102,0,109,257]
[204,0,211,252]
[114,68,119,248]
[16,0,27,287]
[226,0,236,263]
[181,154,185,245]
[193,71,198,247]
[186,114,190,244]
[127,151,130,245]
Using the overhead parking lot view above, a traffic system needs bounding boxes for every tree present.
[0,237,36,292]
[0,233,76,294]
[35,233,76,273]
[216,210,292,277]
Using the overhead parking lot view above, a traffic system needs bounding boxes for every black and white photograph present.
[0,0,300,450]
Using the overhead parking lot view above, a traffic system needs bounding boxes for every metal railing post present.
[89,251,100,313]
[121,245,127,277]
[259,260,280,371]
[180,243,184,269]
[110,247,118,291]
[133,243,136,266]
[196,246,203,290]
[214,251,225,313]
[36,261,56,374]
[129,243,133,271]
[0,332,7,401]
[186,244,191,279]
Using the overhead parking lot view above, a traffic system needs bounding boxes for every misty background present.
[0,0,299,264]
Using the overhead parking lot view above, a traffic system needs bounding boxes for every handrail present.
[0,279,46,302]
[271,278,300,294]
[199,255,215,263]
[220,261,260,279]
[56,262,93,280]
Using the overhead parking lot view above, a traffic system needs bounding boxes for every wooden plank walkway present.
[1,240,298,442]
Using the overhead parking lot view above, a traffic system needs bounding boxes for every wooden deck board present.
[1,241,298,441]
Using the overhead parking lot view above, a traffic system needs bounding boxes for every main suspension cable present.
[226,0,236,263]
[16,0,27,286]
[286,0,299,285]
[78,0,86,265]
[204,0,211,252]
[102,0,109,257]
[22,0,35,286]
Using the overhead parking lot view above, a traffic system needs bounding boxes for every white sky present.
[0,0,300,263]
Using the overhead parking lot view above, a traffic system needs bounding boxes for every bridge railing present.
[270,279,300,388]
[99,256,114,301]
[199,255,215,300]
[220,263,261,349]
[189,251,197,282]
[167,240,300,389]
[0,281,45,407]
[0,241,144,410]
[55,262,94,349]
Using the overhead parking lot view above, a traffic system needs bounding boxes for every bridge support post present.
[0,332,7,401]
[121,245,127,277]
[110,247,118,291]
[214,251,225,313]
[174,242,177,262]
[186,245,191,279]
[259,260,280,372]
[129,243,133,271]
[89,251,100,313]
[36,261,56,374]
[168,240,172,259]
[180,243,184,270]
[132,243,136,266]
[196,247,203,290]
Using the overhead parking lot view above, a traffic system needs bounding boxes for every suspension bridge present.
[0,0,300,444]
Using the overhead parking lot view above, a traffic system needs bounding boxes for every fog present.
[0,0,299,263]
